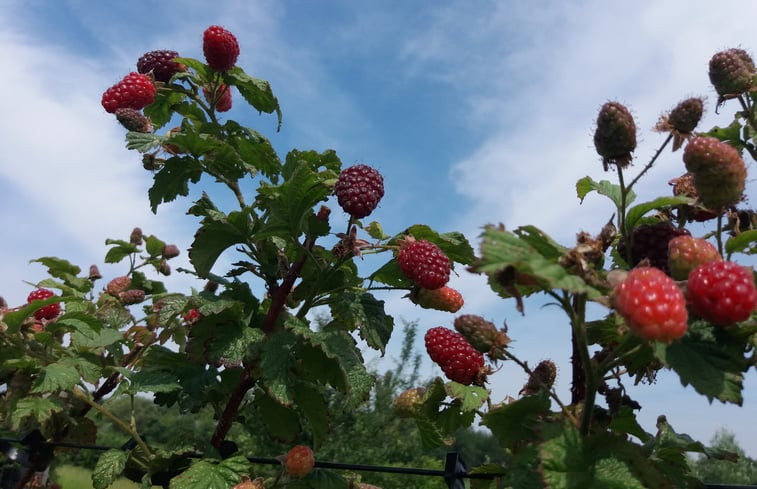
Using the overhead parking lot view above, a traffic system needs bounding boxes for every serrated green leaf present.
[224,120,281,179]
[655,321,747,404]
[172,57,214,81]
[293,382,329,448]
[608,406,652,443]
[368,258,414,288]
[69,314,124,350]
[104,239,139,264]
[482,393,550,450]
[251,390,301,442]
[168,456,251,489]
[575,176,634,208]
[224,67,282,130]
[444,382,488,412]
[725,229,757,256]
[260,330,297,405]
[128,370,181,394]
[625,196,692,233]
[364,221,389,240]
[188,215,248,278]
[514,225,568,260]
[31,360,80,393]
[93,449,128,489]
[126,132,164,152]
[30,256,81,279]
[307,468,350,489]
[328,291,393,353]
[144,90,188,129]
[413,415,451,450]
[144,235,166,257]
[10,396,64,429]
[148,155,203,213]
[703,119,743,144]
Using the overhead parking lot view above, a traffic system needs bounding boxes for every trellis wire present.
[1,435,755,489]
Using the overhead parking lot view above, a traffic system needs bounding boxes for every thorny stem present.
[72,387,152,458]
[626,134,673,192]
[263,238,314,334]
[500,349,579,428]
[563,292,596,436]
[210,370,255,449]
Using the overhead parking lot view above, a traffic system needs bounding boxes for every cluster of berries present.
[102,25,241,129]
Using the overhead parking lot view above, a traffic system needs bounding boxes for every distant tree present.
[690,429,757,484]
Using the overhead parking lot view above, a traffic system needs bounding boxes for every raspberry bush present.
[2,25,757,489]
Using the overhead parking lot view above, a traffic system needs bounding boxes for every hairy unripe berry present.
[137,49,185,83]
[668,97,704,134]
[334,164,385,218]
[392,387,426,418]
[397,239,451,290]
[453,314,498,353]
[613,267,688,343]
[594,101,637,169]
[106,276,131,296]
[284,445,315,479]
[130,227,143,246]
[709,48,756,99]
[687,261,757,326]
[115,108,152,132]
[162,244,180,259]
[410,286,463,312]
[27,288,61,320]
[683,137,746,210]
[667,235,721,281]
[203,84,232,112]
[203,25,239,72]
[520,359,557,396]
[424,326,485,385]
[119,289,145,305]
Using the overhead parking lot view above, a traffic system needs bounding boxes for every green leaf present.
[65,313,124,350]
[307,469,350,489]
[224,120,282,179]
[224,67,282,130]
[172,57,215,81]
[514,225,568,260]
[292,382,329,447]
[575,176,633,208]
[368,258,414,288]
[445,382,488,412]
[128,370,181,395]
[168,456,251,489]
[104,239,139,264]
[703,119,743,144]
[364,221,389,240]
[31,360,80,393]
[144,235,166,257]
[143,90,188,129]
[608,406,652,443]
[725,229,757,256]
[30,256,81,279]
[126,132,164,152]
[413,415,450,450]
[188,213,249,278]
[148,155,203,213]
[625,196,692,233]
[260,330,297,405]
[10,396,64,429]
[482,393,550,450]
[251,390,301,442]
[328,291,393,353]
[654,321,747,404]
[92,449,128,489]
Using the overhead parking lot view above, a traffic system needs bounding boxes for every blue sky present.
[3,0,757,457]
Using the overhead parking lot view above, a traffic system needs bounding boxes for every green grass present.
[53,465,160,489]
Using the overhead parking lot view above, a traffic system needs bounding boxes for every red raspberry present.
[686,261,757,326]
[667,235,721,281]
[593,101,637,170]
[202,84,232,112]
[27,288,61,320]
[203,25,239,72]
[106,276,132,296]
[683,137,746,210]
[612,267,688,343]
[137,49,185,83]
[183,309,201,324]
[410,286,463,313]
[424,327,485,385]
[334,164,385,218]
[397,239,451,290]
[284,445,315,478]
[101,72,156,113]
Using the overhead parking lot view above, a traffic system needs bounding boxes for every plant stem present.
[626,134,673,192]
[210,369,256,449]
[72,387,152,458]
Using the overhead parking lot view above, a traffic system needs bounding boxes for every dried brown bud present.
[88,265,102,281]
[159,259,171,276]
[204,280,219,294]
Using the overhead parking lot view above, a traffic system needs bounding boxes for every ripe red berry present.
[397,239,451,290]
[334,164,385,218]
[617,222,690,274]
[101,72,156,113]
[27,288,61,320]
[203,25,240,72]
[424,326,484,385]
[613,267,688,343]
[410,286,463,313]
[686,261,757,326]
[203,84,233,112]
[136,49,185,83]
[284,445,315,478]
